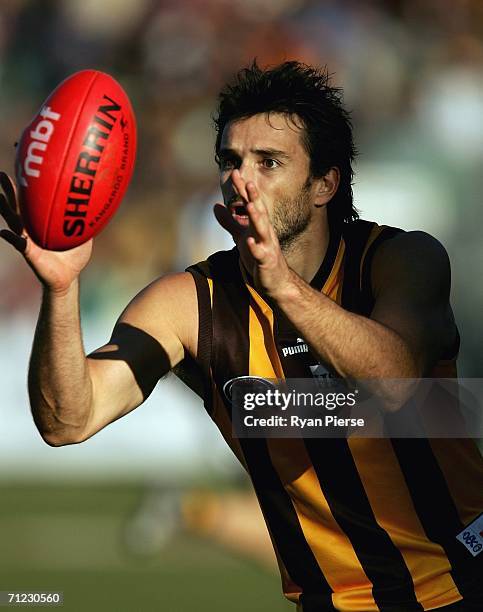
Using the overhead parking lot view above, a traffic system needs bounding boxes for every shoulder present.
[187,248,239,282]
[126,271,197,310]
[119,272,199,359]
[371,230,451,299]
[375,230,449,265]
[367,230,458,370]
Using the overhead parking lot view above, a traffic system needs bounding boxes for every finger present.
[246,181,268,217]
[246,235,266,261]
[0,172,19,213]
[231,169,248,202]
[246,181,260,205]
[246,197,270,242]
[213,203,244,241]
[246,180,268,212]
[245,202,262,242]
[0,229,27,253]
[0,193,23,234]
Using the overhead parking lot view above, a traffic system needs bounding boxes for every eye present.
[261,158,279,170]
[218,157,237,171]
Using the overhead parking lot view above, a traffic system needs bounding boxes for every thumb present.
[0,229,27,253]
[213,202,243,242]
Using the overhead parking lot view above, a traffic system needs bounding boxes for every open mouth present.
[229,202,249,223]
[233,204,247,216]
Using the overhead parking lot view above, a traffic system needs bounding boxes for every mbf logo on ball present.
[18,106,61,187]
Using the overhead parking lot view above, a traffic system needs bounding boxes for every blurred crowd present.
[1,0,482,374]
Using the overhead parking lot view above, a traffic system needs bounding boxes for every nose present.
[228,164,254,203]
[220,160,255,204]
[237,160,254,184]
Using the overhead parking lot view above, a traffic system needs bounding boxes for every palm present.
[24,238,93,292]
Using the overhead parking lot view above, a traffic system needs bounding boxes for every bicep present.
[369,231,455,375]
[84,323,175,433]
[80,273,197,440]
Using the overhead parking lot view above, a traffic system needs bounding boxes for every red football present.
[15,70,136,251]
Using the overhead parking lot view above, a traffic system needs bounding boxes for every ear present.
[314,167,340,207]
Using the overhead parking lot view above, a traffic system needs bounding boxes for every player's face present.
[218,113,319,250]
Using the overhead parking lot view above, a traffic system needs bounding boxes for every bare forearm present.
[28,281,93,445]
[273,269,418,380]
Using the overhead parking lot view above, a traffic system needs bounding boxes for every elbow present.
[39,431,84,447]
[37,424,90,447]
[372,378,422,413]
[41,433,69,447]
[365,356,422,413]
[30,398,93,447]
[40,433,87,448]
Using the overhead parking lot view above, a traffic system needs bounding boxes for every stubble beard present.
[272,179,313,254]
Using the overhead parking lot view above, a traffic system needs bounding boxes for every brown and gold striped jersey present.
[182,219,483,611]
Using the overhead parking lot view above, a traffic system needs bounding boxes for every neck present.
[282,209,331,283]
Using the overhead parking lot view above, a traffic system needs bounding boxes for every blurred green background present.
[1,1,482,610]
[1,482,291,612]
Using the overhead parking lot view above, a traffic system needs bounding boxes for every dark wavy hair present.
[213,60,358,226]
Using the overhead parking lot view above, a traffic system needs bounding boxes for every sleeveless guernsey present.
[181,219,483,612]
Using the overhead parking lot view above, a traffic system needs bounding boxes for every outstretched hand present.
[0,171,93,295]
[213,170,291,298]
